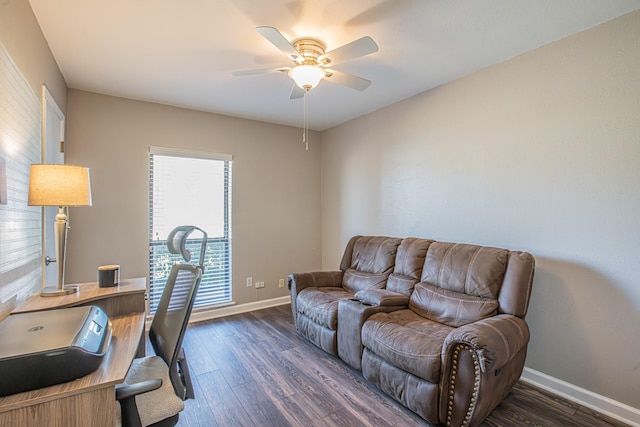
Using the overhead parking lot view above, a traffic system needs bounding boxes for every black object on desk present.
[0,305,112,397]
[98,264,120,287]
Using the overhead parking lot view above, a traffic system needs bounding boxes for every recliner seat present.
[289,235,402,355]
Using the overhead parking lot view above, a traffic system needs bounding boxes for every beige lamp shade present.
[28,164,92,206]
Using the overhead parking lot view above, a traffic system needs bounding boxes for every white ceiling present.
[28,0,640,131]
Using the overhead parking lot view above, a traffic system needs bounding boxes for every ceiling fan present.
[233,26,379,99]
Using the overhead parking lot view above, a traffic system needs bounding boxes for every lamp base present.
[40,285,79,297]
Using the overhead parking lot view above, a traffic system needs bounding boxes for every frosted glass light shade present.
[28,164,92,207]
[289,65,325,89]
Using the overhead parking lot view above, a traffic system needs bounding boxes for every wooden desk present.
[0,278,148,427]
[11,277,146,318]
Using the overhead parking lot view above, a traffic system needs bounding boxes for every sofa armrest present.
[443,314,530,373]
[440,315,530,426]
[354,289,409,307]
[287,271,343,292]
[288,271,343,329]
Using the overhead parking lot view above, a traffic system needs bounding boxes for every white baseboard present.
[520,367,640,427]
[188,295,292,324]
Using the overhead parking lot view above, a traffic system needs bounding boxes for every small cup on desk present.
[98,265,120,288]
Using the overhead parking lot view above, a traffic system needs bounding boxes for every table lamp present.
[28,164,92,296]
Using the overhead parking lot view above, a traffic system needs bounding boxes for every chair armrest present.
[443,314,530,373]
[115,379,163,401]
[287,271,343,293]
[354,289,409,307]
[115,379,163,427]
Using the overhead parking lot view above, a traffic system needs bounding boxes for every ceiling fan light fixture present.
[289,65,325,90]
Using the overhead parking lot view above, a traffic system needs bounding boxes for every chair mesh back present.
[149,263,202,394]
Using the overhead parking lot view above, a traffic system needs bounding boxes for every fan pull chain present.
[303,88,309,150]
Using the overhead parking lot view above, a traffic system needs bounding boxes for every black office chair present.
[116,226,207,427]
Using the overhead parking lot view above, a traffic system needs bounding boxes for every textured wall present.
[0,44,42,320]
[0,0,67,319]
[320,11,640,408]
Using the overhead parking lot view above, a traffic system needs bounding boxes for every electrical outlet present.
[255,281,265,289]
[246,277,253,288]
[279,279,285,288]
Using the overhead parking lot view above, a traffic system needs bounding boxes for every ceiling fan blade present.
[232,67,290,76]
[290,84,305,99]
[256,26,301,61]
[318,36,378,65]
[325,69,371,91]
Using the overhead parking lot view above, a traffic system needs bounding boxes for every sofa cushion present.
[386,273,419,296]
[393,238,434,279]
[421,242,508,299]
[410,282,499,327]
[342,268,388,293]
[297,287,352,330]
[343,236,402,274]
[362,310,453,383]
[385,238,433,296]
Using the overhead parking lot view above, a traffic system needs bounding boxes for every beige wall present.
[64,90,321,305]
[0,0,67,113]
[320,11,640,408]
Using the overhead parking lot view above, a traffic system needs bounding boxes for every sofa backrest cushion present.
[338,236,535,318]
[421,242,508,300]
[342,268,388,293]
[386,274,418,297]
[410,282,499,327]
[339,236,402,275]
[387,238,434,296]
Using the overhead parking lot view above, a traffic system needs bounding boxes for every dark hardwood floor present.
[176,305,629,427]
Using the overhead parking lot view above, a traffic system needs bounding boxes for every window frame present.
[148,146,233,314]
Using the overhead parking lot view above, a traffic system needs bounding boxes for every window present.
[148,146,232,313]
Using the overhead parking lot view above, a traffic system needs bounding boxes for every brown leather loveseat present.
[288,235,535,427]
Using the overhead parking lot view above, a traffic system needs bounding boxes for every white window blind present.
[148,146,232,313]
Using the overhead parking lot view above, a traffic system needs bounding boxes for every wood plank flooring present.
[176,305,630,427]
